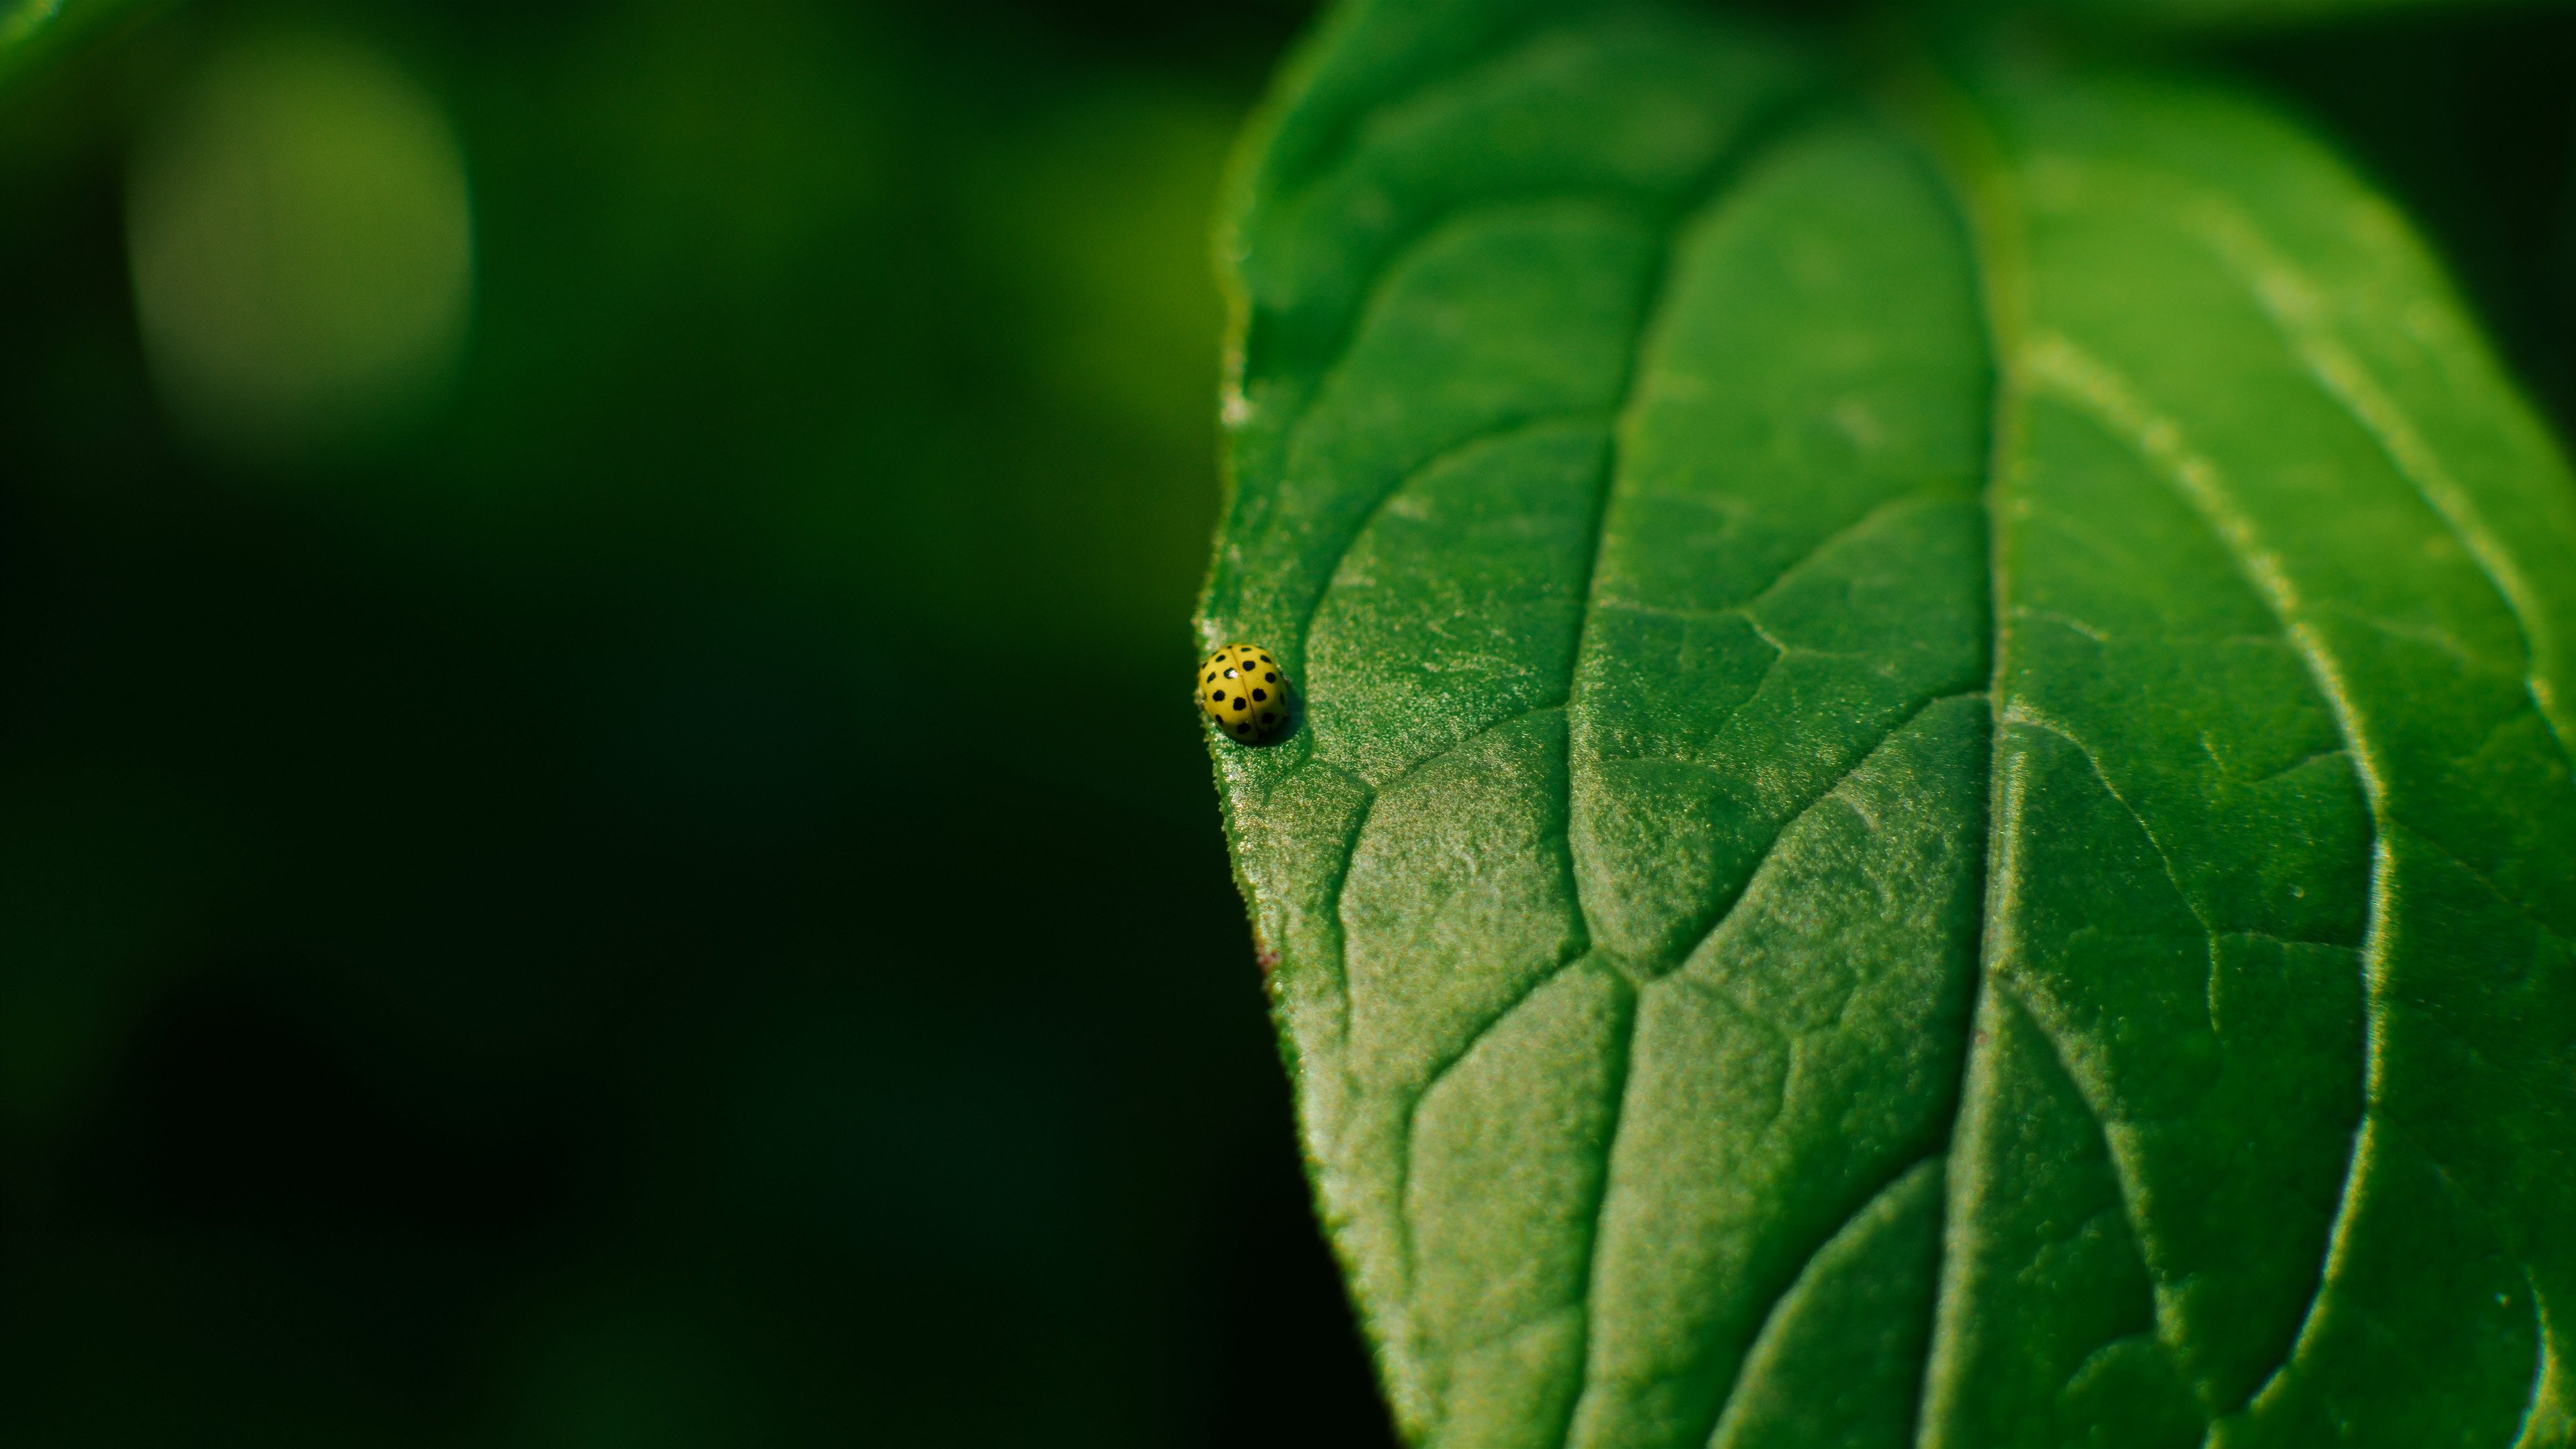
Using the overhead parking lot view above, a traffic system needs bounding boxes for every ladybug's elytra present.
[1199,643,1289,743]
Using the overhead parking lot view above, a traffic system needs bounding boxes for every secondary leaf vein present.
[2019,329,2393,1421]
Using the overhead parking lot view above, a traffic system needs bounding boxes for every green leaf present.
[1201,5,2576,1446]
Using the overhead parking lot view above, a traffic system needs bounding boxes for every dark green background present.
[0,1,2569,1444]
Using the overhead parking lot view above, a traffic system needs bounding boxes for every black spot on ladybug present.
[1252,688,1267,702]
[1232,698,1246,711]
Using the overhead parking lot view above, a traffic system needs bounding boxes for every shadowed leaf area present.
[1201,3,2576,1446]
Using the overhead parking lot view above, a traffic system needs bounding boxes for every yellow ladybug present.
[1199,643,1290,742]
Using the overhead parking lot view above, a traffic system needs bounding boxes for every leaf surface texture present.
[1202,5,2576,1446]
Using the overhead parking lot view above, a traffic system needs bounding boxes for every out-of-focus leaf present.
[1203,2,2576,1445]
[0,0,162,91]
[1983,0,2571,36]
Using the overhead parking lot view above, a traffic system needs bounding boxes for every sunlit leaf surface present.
[1201,4,2576,1444]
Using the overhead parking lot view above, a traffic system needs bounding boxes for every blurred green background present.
[0,1,1413,1443]
[0,0,2570,1444]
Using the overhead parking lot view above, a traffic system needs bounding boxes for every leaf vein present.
[1699,1156,1945,1448]
[2387,816,2575,953]
[2002,983,2212,1431]
[2019,330,2392,1423]
[1669,688,1987,977]
[1294,409,1617,672]
[1894,72,2021,1449]
[2001,704,2229,1036]
[2178,191,2576,788]
[1550,107,1840,1445]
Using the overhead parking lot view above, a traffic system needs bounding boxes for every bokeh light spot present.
[127,32,472,456]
